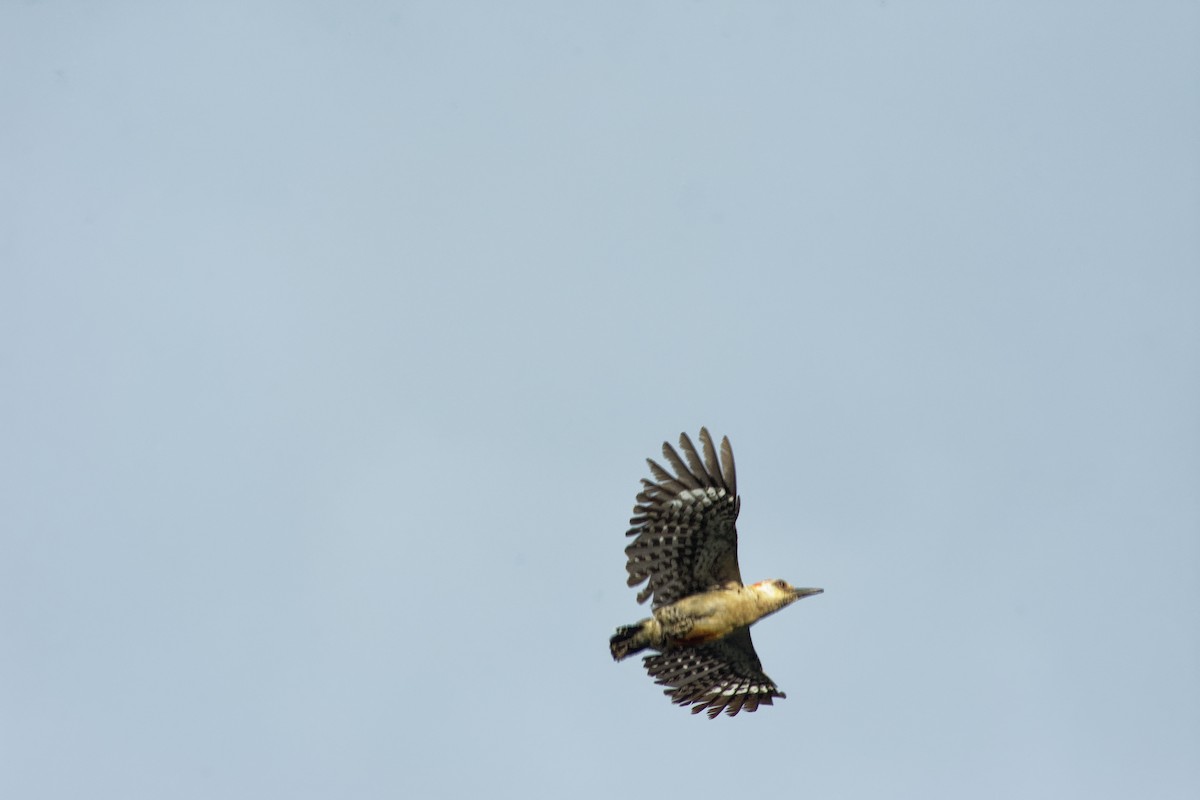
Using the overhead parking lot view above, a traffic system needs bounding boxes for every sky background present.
[3,2,1198,798]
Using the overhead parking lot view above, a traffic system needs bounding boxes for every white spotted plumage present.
[612,428,822,718]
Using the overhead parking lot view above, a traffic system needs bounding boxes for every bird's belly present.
[673,616,734,646]
[657,589,748,646]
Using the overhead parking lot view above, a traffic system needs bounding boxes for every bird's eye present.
[774,580,787,589]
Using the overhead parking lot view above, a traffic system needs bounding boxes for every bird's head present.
[750,579,824,614]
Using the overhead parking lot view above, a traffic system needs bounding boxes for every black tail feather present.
[610,624,647,661]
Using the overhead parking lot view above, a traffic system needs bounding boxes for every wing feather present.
[677,432,710,488]
[697,428,728,493]
[643,628,785,719]
[719,435,737,497]
[661,441,702,489]
[624,428,742,608]
[645,459,687,495]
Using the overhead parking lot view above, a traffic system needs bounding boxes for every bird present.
[610,428,823,718]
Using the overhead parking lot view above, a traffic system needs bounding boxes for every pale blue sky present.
[3,2,1198,798]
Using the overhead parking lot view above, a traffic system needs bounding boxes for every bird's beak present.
[793,587,824,599]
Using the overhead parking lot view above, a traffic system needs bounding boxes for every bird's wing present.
[642,627,784,718]
[624,428,742,609]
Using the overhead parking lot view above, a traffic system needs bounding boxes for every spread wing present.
[624,428,741,609]
[643,627,784,718]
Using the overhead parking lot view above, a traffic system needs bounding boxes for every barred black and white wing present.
[643,628,784,718]
[624,428,741,609]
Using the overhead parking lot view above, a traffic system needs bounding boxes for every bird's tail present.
[610,619,655,661]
